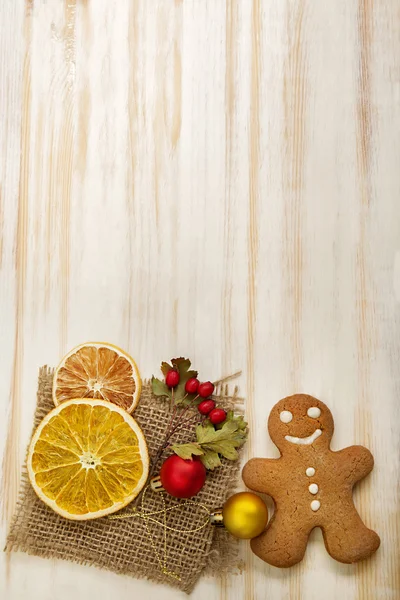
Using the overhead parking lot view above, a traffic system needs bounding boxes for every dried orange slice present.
[27,399,149,520]
[53,342,141,413]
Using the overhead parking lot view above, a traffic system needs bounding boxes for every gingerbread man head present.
[268,394,334,453]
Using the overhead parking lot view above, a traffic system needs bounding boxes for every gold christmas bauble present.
[222,492,268,539]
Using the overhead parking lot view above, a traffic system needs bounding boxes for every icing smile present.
[285,429,322,445]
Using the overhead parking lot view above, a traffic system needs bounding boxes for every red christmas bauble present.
[160,455,206,498]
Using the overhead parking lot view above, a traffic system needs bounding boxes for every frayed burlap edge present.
[5,367,244,594]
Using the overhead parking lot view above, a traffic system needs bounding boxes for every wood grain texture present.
[1,1,399,599]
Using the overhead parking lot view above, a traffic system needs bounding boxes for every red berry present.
[160,455,206,498]
[198,399,216,415]
[209,408,227,425]
[165,369,180,388]
[198,381,215,398]
[185,377,199,394]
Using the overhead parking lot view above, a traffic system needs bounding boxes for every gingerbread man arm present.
[242,458,281,496]
[335,445,374,484]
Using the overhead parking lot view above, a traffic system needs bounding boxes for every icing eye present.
[280,410,293,423]
[307,407,321,419]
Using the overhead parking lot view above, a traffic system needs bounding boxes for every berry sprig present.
[151,357,247,472]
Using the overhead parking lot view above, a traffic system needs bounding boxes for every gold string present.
[108,485,212,580]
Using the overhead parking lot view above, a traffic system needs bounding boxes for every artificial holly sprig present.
[151,357,247,472]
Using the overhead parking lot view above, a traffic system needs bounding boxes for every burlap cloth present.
[5,367,243,594]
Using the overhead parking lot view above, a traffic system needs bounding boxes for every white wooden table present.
[1,1,399,598]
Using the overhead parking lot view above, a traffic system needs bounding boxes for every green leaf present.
[171,443,204,460]
[216,410,248,431]
[216,445,239,461]
[160,361,172,377]
[172,412,250,470]
[171,357,192,373]
[151,376,171,398]
[195,418,247,465]
[200,450,222,470]
[195,421,215,443]
[196,419,237,444]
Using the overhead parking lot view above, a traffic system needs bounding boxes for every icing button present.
[306,467,315,477]
[310,500,320,512]
[309,483,318,494]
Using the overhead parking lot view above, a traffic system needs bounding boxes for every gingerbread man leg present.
[250,513,310,568]
[322,510,380,564]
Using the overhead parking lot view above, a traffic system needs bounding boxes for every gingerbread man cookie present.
[242,394,380,567]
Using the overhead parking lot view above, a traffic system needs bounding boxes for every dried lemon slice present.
[27,399,149,520]
[53,342,141,413]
